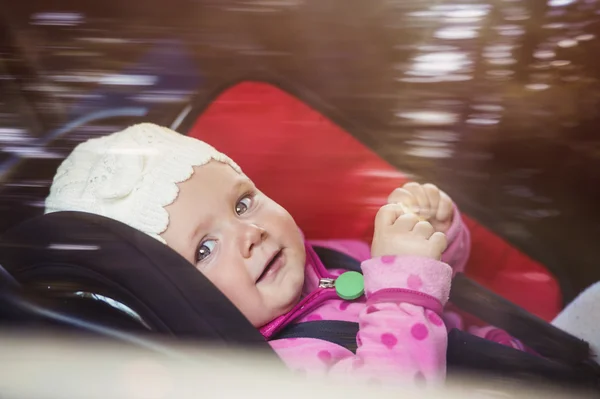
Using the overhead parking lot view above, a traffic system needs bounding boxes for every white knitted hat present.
[44,123,242,244]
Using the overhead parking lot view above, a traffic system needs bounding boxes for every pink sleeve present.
[327,256,452,385]
[441,204,471,274]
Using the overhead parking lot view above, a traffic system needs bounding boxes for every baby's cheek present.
[209,269,256,305]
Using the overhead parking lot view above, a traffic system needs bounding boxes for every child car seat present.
[185,81,564,322]
[1,211,597,392]
[0,211,269,348]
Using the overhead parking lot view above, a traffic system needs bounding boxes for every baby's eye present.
[235,195,253,215]
[196,239,216,263]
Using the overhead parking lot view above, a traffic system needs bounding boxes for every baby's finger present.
[423,184,441,217]
[392,213,420,232]
[429,232,448,257]
[412,220,435,238]
[403,182,431,219]
[436,191,454,222]
[375,203,405,229]
[387,188,419,213]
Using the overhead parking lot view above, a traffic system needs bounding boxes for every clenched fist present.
[371,203,448,260]
[387,182,454,234]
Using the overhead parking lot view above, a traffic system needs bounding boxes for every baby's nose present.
[241,223,267,257]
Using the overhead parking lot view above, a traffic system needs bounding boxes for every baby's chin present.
[276,287,303,314]
[282,287,303,313]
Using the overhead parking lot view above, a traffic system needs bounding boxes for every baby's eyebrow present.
[231,177,254,194]
[188,217,210,244]
[188,178,253,243]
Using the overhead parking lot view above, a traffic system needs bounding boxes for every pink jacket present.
[261,207,524,386]
[259,208,465,386]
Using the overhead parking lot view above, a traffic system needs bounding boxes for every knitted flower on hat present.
[45,123,242,243]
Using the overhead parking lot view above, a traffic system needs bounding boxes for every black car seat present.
[0,211,270,350]
[1,211,598,392]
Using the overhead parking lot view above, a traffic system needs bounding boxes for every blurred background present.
[1,0,599,303]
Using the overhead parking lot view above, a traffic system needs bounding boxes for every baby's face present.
[161,161,306,327]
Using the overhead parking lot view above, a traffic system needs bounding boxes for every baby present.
[45,123,472,386]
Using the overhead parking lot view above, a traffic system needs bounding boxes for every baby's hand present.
[387,182,454,234]
[371,204,448,260]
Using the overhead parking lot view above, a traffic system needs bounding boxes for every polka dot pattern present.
[381,255,395,264]
[277,252,450,381]
[381,333,398,350]
[407,274,423,290]
[352,358,365,369]
[411,323,429,340]
[317,350,332,365]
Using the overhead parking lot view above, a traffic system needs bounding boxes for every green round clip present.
[335,271,365,300]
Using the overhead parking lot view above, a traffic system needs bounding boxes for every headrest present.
[0,211,268,348]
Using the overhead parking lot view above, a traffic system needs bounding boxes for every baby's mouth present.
[257,249,283,283]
